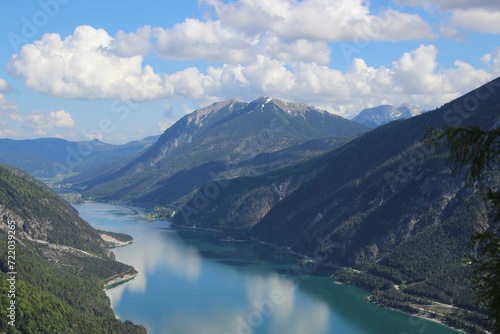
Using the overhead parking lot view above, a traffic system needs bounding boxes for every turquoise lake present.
[74,202,461,334]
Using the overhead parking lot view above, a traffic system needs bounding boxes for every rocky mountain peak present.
[185,98,242,128]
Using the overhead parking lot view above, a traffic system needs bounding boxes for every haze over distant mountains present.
[0,136,159,179]
[351,104,422,128]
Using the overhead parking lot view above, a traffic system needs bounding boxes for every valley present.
[2,2,499,333]
[1,82,499,333]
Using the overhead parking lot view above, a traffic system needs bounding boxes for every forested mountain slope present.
[173,78,500,333]
[0,164,145,333]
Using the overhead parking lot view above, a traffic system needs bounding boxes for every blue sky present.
[0,0,499,143]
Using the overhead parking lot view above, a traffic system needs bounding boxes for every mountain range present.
[66,96,368,208]
[2,80,498,333]
[351,103,422,128]
[170,79,500,332]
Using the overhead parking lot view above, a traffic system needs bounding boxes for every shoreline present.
[199,228,479,334]
[100,233,134,248]
[366,297,469,334]
[101,233,138,290]
[105,272,138,289]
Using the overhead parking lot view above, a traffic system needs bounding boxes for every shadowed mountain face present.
[352,103,422,128]
[68,96,368,208]
[175,78,500,260]
[172,78,500,332]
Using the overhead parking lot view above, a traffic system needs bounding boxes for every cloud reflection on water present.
[107,225,330,334]
[106,229,202,309]
[244,273,329,334]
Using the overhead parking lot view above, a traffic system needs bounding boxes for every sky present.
[0,0,499,144]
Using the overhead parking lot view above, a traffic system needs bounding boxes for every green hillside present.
[0,164,145,333]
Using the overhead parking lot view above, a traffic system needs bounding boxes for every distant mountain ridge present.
[69,96,368,208]
[352,103,422,128]
[0,136,159,178]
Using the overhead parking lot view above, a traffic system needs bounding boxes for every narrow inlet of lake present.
[74,202,461,334]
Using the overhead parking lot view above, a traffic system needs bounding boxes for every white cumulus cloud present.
[451,9,500,34]
[0,79,20,126]
[396,0,500,34]
[482,47,500,74]
[153,19,251,63]
[112,26,154,57]
[203,0,434,41]
[0,79,12,92]
[395,0,500,11]
[24,110,76,134]
[6,23,498,119]
[106,0,435,65]
[0,95,20,125]
[7,26,174,101]
[152,19,332,64]
[202,45,493,117]
[0,129,19,138]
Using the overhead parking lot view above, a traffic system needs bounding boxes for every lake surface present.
[74,202,461,334]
